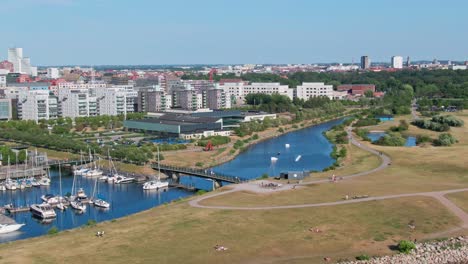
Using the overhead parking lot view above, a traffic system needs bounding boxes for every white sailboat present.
[56,164,67,211]
[69,164,87,212]
[84,150,103,177]
[73,151,89,176]
[5,157,18,191]
[91,178,110,209]
[143,147,168,190]
[106,150,134,184]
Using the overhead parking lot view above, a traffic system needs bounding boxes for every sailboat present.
[84,150,103,177]
[73,151,89,176]
[106,150,134,184]
[5,157,18,190]
[56,164,67,211]
[91,178,110,208]
[143,147,168,190]
[69,163,86,212]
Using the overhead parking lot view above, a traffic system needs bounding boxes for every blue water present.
[0,170,192,243]
[151,138,190,144]
[367,132,416,147]
[213,119,344,179]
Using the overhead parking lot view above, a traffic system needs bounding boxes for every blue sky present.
[0,0,467,65]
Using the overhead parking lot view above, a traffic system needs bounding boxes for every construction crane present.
[208,68,217,82]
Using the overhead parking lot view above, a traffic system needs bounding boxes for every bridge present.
[47,159,92,166]
[151,163,246,184]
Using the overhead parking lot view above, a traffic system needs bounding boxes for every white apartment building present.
[0,69,8,87]
[47,68,60,79]
[220,82,245,104]
[295,82,334,100]
[95,87,129,116]
[17,90,58,121]
[58,87,96,118]
[244,83,294,99]
[391,56,404,69]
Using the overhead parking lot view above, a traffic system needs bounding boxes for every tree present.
[364,90,374,98]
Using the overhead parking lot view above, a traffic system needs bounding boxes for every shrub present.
[416,135,432,145]
[354,118,380,127]
[390,120,409,132]
[196,190,207,195]
[48,226,59,235]
[278,127,285,133]
[355,254,370,261]
[195,162,204,167]
[434,133,457,146]
[374,132,406,146]
[398,240,416,254]
[197,136,231,147]
[86,220,97,226]
[412,119,450,132]
[260,173,269,179]
[355,128,371,141]
[431,115,464,127]
[252,134,259,140]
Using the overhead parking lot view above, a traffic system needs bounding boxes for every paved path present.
[188,122,468,233]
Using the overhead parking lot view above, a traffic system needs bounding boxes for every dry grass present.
[0,196,461,264]
[446,191,468,213]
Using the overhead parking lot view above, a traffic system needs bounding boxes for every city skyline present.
[1,0,467,65]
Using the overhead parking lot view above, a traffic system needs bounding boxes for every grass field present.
[0,196,461,264]
[446,191,468,214]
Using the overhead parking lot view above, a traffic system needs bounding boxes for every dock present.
[0,214,16,225]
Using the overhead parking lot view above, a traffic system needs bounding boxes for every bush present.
[86,219,97,226]
[354,118,380,127]
[195,162,204,167]
[197,136,231,147]
[260,173,269,179]
[252,134,259,140]
[277,127,285,133]
[355,128,371,141]
[431,115,464,127]
[355,254,370,260]
[434,133,457,146]
[416,135,432,145]
[374,132,406,146]
[48,226,59,235]
[390,120,409,132]
[412,119,450,132]
[196,190,207,195]
[398,240,416,254]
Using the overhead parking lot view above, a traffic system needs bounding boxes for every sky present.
[0,0,467,65]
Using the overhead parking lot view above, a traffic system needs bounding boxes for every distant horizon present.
[1,0,467,65]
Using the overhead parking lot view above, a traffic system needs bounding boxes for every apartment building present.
[57,87,96,118]
[295,82,333,100]
[95,87,129,116]
[17,89,58,121]
[137,86,172,112]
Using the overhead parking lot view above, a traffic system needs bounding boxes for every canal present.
[0,118,344,243]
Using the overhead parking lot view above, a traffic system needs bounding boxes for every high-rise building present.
[360,56,370,69]
[406,56,411,67]
[391,56,404,69]
[8,48,23,73]
[95,87,128,116]
[0,98,12,120]
[57,87,95,118]
[137,86,171,112]
[17,90,58,121]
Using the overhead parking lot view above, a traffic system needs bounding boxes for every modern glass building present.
[0,98,12,120]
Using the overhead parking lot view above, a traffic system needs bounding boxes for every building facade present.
[360,56,370,69]
[295,82,333,100]
[391,56,404,69]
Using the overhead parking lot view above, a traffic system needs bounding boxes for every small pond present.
[367,132,416,147]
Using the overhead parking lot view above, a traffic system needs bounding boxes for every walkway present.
[189,123,468,233]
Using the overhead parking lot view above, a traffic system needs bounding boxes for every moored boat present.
[30,203,57,219]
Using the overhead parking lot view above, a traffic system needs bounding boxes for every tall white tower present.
[391,56,403,69]
[8,48,23,73]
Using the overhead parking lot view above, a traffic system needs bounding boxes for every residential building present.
[204,88,231,109]
[95,87,129,116]
[47,68,60,79]
[137,86,171,112]
[0,61,14,72]
[17,90,58,121]
[391,56,404,69]
[295,82,333,100]
[243,82,294,100]
[360,56,370,69]
[172,86,198,111]
[57,87,96,118]
[0,69,8,87]
[0,98,12,120]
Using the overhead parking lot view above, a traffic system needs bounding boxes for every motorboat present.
[0,184,6,191]
[38,177,51,186]
[0,223,25,234]
[143,180,168,190]
[285,144,290,148]
[84,169,103,177]
[73,167,89,176]
[56,203,67,211]
[271,157,278,162]
[70,200,86,212]
[30,178,41,187]
[99,176,109,181]
[114,175,135,184]
[30,203,57,219]
[4,179,18,190]
[41,194,60,205]
[295,155,302,162]
[76,188,88,199]
[93,199,110,209]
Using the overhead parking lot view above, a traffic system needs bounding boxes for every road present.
[189,122,468,232]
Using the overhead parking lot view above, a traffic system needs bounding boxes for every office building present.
[295,82,333,100]
[360,56,370,69]
[8,48,23,73]
[391,56,404,69]
[243,82,294,100]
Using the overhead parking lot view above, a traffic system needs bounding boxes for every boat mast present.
[157,146,161,181]
[59,163,62,197]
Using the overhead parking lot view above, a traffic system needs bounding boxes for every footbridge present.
[151,163,245,184]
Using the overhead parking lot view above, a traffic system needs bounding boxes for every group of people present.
[213,244,228,251]
[260,182,281,188]
[95,231,105,237]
